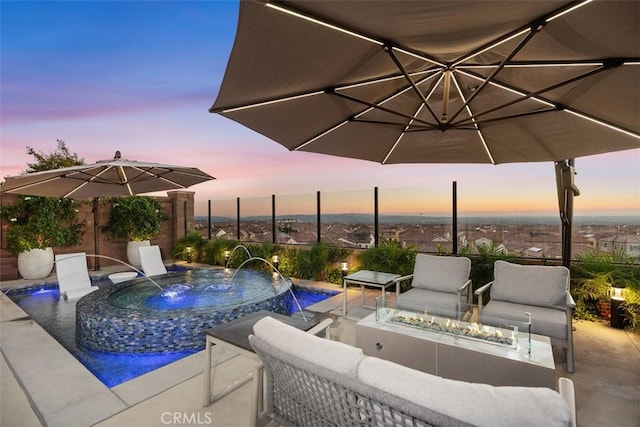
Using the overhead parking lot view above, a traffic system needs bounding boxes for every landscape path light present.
[610,284,626,329]
[341,261,349,278]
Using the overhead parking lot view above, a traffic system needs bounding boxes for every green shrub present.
[357,241,416,276]
[173,232,206,262]
[1,196,83,255]
[102,196,166,241]
[292,242,350,281]
[571,250,640,329]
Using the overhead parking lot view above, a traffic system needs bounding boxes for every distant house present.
[338,234,375,249]
[597,235,640,257]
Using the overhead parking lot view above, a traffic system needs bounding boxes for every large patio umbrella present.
[210,0,640,265]
[1,152,215,269]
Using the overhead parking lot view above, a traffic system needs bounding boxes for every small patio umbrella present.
[0,151,215,198]
[0,152,215,269]
[210,0,640,265]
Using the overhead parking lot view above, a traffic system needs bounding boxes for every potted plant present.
[102,196,167,266]
[0,196,83,279]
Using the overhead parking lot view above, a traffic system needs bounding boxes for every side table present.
[202,310,330,407]
[342,270,400,316]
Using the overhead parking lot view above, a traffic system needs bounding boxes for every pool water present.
[7,282,338,387]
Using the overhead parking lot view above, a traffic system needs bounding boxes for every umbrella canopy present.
[210,0,639,164]
[0,153,215,271]
[0,153,215,198]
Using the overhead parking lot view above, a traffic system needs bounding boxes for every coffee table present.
[342,270,400,316]
[202,310,326,406]
[356,310,556,389]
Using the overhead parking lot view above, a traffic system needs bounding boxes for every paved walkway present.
[1,281,639,426]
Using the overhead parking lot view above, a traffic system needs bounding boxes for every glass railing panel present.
[379,185,452,253]
[239,196,272,243]
[275,192,317,245]
[321,189,374,248]
[457,175,561,261]
[209,198,238,240]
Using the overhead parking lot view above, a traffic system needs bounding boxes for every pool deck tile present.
[2,274,640,426]
[1,293,128,426]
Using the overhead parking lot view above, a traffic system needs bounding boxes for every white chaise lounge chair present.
[55,252,99,300]
[139,245,168,277]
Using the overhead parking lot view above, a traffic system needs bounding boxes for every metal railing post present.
[236,197,241,241]
[208,200,212,240]
[272,194,276,244]
[374,186,379,247]
[317,191,321,243]
[452,181,458,254]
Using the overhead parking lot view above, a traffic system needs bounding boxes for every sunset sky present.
[1,1,638,217]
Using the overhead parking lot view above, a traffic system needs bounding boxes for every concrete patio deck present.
[1,274,639,427]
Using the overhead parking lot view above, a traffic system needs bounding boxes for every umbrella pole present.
[93,198,101,271]
[555,159,580,268]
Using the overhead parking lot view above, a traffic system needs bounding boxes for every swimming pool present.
[7,273,339,387]
[77,268,298,353]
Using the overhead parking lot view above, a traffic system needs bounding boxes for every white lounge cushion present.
[55,252,99,301]
[357,357,571,427]
[139,245,168,277]
[491,261,569,310]
[253,316,364,378]
[412,254,471,293]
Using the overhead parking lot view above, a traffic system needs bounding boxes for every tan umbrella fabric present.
[211,0,640,164]
[0,157,215,198]
[0,153,214,271]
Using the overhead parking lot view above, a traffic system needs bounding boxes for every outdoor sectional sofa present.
[248,316,576,427]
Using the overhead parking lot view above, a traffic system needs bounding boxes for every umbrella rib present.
[385,46,441,123]
[382,102,427,164]
[331,91,438,129]
[2,177,61,194]
[264,0,445,68]
[115,166,133,195]
[451,59,627,127]
[462,58,639,68]
[448,22,543,125]
[450,1,590,66]
[127,167,189,190]
[454,59,637,136]
[63,166,115,198]
[562,110,640,141]
[450,73,496,164]
[294,71,443,152]
[211,71,435,114]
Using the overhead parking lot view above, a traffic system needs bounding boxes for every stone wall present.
[0,191,194,280]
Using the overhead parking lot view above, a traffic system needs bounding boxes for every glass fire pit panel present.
[375,297,531,352]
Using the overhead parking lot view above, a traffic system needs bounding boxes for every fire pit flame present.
[388,312,517,347]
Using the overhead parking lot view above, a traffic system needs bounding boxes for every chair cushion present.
[397,289,459,319]
[491,261,569,310]
[412,254,471,293]
[357,357,571,427]
[482,300,568,340]
[253,316,364,378]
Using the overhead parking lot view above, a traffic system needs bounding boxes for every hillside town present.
[196,217,640,260]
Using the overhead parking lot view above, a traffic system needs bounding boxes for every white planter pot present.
[18,247,54,279]
[126,240,150,267]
